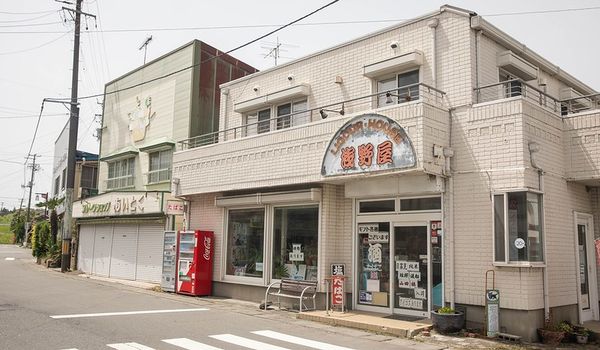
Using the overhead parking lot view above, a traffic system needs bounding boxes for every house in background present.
[72,40,257,283]
[172,5,599,340]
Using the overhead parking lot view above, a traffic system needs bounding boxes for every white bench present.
[264,278,317,313]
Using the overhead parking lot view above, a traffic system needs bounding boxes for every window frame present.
[376,69,420,107]
[106,157,135,190]
[147,149,172,185]
[243,99,309,137]
[492,189,545,266]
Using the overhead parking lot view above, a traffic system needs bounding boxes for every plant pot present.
[537,328,565,346]
[576,334,588,344]
[431,310,465,334]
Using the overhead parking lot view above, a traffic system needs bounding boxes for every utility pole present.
[24,154,39,244]
[60,0,95,272]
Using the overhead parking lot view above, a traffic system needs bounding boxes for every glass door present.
[393,225,428,317]
[356,222,390,308]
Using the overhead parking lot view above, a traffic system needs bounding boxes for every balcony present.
[474,79,561,115]
[173,84,450,196]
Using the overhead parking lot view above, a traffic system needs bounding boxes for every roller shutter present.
[109,224,138,280]
[92,224,113,277]
[135,224,164,282]
[77,225,95,274]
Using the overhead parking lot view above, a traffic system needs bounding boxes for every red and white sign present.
[332,275,344,306]
[166,200,185,215]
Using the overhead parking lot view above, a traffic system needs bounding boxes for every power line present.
[2,5,600,35]
[0,30,71,55]
[44,0,342,103]
[0,21,63,28]
[0,113,67,119]
[0,10,56,15]
[0,11,57,23]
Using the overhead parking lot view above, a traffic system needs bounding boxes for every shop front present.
[322,113,445,318]
[72,191,168,283]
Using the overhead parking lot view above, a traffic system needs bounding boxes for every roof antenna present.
[139,35,153,64]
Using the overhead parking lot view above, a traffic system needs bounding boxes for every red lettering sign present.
[332,276,344,306]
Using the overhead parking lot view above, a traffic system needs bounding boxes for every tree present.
[37,197,63,244]
[32,221,50,261]
[10,211,25,244]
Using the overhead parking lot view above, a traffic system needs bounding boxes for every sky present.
[0,0,599,210]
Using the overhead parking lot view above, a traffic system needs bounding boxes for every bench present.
[264,278,318,313]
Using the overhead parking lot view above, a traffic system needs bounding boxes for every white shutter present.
[135,224,164,282]
[92,224,113,277]
[109,224,138,280]
[78,225,95,274]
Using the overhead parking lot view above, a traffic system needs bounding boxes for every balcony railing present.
[561,93,600,115]
[179,83,446,150]
[474,79,561,113]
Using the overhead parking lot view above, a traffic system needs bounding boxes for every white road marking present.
[50,308,209,319]
[4,257,15,260]
[107,343,155,350]
[253,330,356,350]
[162,338,223,350]
[209,334,290,350]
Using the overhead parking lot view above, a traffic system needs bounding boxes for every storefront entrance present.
[354,198,443,318]
[575,212,599,322]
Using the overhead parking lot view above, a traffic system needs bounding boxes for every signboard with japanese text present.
[332,275,344,306]
[331,263,345,276]
[321,114,416,177]
[166,200,185,215]
[72,191,163,218]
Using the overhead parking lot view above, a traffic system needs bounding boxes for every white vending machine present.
[161,231,177,292]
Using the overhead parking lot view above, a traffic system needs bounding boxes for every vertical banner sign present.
[332,275,344,306]
[486,289,500,337]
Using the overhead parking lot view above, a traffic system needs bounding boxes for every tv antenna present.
[261,37,298,66]
[139,35,153,64]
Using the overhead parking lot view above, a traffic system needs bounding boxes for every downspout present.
[428,18,439,88]
[475,30,483,103]
[529,142,548,320]
[447,109,455,309]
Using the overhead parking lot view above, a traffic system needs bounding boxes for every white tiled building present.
[172,6,599,339]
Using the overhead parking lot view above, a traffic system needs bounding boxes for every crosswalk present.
[63,330,356,350]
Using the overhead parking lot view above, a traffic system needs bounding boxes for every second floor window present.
[378,69,420,106]
[148,150,172,184]
[80,165,98,189]
[244,100,309,136]
[107,158,135,190]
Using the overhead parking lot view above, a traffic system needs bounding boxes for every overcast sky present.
[1,0,598,210]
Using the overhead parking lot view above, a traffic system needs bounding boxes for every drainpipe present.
[529,142,548,320]
[428,18,439,88]
[475,30,483,103]
[445,108,456,310]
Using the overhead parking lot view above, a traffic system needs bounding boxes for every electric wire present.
[0,21,63,28]
[0,30,71,55]
[0,11,57,23]
[0,113,67,119]
[44,0,342,103]
[0,10,56,15]
[24,102,46,164]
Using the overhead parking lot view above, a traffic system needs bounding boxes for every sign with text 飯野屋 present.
[321,114,416,176]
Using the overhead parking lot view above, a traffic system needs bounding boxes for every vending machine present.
[176,230,214,296]
[161,231,177,292]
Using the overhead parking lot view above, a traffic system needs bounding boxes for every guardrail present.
[474,79,561,113]
[561,93,600,115]
[178,83,446,151]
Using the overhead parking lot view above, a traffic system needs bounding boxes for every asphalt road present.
[0,245,440,350]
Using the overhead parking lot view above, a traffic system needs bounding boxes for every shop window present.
[400,197,441,211]
[106,157,135,190]
[359,199,395,213]
[377,70,420,107]
[272,206,318,280]
[493,192,544,263]
[226,208,265,278]
[147,149,172,184]
[357,222,390,307]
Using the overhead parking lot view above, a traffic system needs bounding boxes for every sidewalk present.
[64,271,599,350]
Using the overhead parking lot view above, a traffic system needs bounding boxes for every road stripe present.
[4,257,15,260]
[50,308,209,319]
[209,334,290,350]
[253,330,356,350]
[107,343,155,350]
[162,338,223,350]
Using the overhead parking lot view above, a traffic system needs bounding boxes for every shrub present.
[32,221,51,259]
[437,306,456,314]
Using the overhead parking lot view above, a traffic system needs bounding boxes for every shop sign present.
[321,114,416,177]
[486,289,500,337]
[398,297,423,310]
[331,263,345,276]
[73,191,163,218]
[331,275,344,306]
[289,244,304,262]
[166,200,185,215]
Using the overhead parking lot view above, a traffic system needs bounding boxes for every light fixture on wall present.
[319,104,345,119]
[385,91,413,103]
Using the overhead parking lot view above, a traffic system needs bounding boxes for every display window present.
[272,206,319,281]
[357,222,391,307]
[226,208,265,278]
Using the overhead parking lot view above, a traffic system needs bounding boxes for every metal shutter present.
[109,224,138,280]
[77,224,95,274]
[135,224,164,283]
[92,224,113,277]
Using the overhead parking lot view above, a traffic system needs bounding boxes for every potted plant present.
[574,327,590,344]
[431,306,465,334]
[537,317,567,346]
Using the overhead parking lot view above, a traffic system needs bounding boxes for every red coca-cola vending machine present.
[176,230,214,296]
